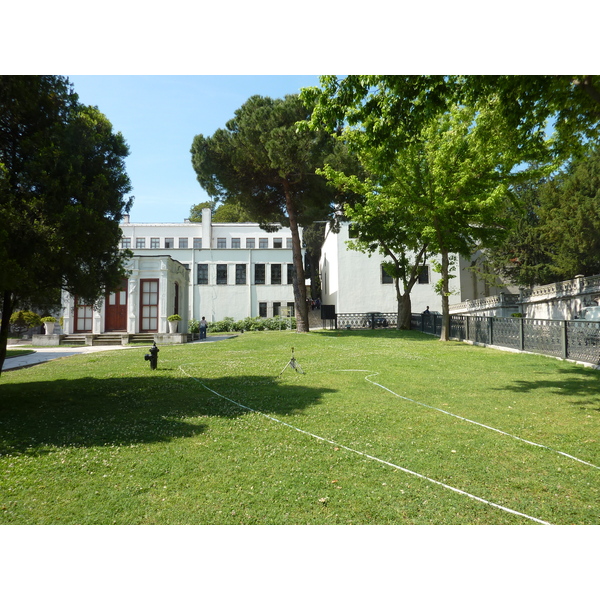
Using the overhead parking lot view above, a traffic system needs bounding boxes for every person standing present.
[200,316,208,340]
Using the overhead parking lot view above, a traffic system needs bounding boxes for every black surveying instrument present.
[278,347,304,377]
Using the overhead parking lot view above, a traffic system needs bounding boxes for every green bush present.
[208,316,297,333]
[10,310,42,330]
[188,319,199,334]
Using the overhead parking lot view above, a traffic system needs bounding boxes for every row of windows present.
[381,265,430,284]
[121,237,292,250]
[259,302,296,318]
[198,263,295,285]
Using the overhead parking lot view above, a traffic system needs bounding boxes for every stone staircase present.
[61,333,156,346]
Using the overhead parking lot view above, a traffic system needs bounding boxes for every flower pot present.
[168,321,178,333]
[44,322,55,335]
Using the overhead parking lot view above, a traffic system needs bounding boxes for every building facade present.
[60,208,298,336]
[319,222,511,315]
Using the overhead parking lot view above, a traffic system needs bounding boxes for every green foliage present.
[208,315,297,333]
[10,310,42,329]
[190,94,360,332]
[0,75,133,373]
[486,146,600,286]
[40,316,57,323]
[188,319,199,334]
[188,200,215,222]
[167,314,182,322]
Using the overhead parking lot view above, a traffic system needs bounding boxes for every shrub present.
[10,310,42,329]
[41,316,57,323]
[188,319,199,334]
[167,314,182,322]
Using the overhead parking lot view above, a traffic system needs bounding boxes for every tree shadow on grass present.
[495,365,600,412]
[0,374,335,455]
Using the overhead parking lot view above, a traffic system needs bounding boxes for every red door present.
[105,279,128,331]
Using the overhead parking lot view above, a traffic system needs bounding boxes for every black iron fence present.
[412,313,600,365]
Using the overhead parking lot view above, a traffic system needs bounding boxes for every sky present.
[67,75,322,223]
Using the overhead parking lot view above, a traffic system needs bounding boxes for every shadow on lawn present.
[498,365,600,412]
[0,374,334,455]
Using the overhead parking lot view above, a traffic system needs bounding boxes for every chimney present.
[202,207,212,249]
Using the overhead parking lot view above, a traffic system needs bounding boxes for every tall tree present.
[190,94,354,332]
[0,76,132,373]
[301,76,576,340]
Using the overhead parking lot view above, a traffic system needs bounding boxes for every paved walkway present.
[2,336,235,372]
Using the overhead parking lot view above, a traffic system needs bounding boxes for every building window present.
[381,265,393,284]
[246,238,255,249]
[216,264,228,285]
[165,238,174,249]
[217,238,226,249]
[198,264,208,285]
[259,238,268,249]
[136,237,146,249]
[121,237,131,249]
[287,302,295,317]
[273,302,281,316]
[274,238,282,249]
[179,238,188,249]
[255,264,265,284]
[286,238,293,249]
[236,264,247,285]
[150,237,159,249]
[193,237,202,249]
[231,238,241,249]
[418,265,430,284]
[140,279,159,332]
[287,264,294,285]
[74,300,93,332]
[271,264,281,285]
[259,302,267,318]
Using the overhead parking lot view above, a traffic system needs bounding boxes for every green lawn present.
[1,329,598,524]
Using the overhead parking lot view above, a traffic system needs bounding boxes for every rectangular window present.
[259,302,267,318]
[255,264,265,284]
[381,265,393,284]
[231,238,241,249]
[193,237,202,249]
[259,238,268,249]
[286,238,293,249]
[236,264,247,285]
[216,264,228,285]
[150,237,160,249]
[136,237,146,249]
[198,264,208,285]
[75,301,93,332]
[121,237,131,249]
[246,238,255,249]
[179,237,188,249]
[287,302,295,317]
[273,238,282,249]
[165,238,174,249]
[217,238,226,249]
[140,279,159,332]
[273,302,281,316]
[287,264,294,285]
[418,265,430,284]
[271,264,281,285]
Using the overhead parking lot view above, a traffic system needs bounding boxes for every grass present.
[1,329,599,525]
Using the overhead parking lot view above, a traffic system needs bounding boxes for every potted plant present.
[41,316,57,335]
[167,314,182,333]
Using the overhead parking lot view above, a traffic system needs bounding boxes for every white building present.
[61,208,297,336]
[319,222,508,315]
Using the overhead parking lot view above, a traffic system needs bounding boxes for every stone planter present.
[168,321,178,333]
[44,322,55,335]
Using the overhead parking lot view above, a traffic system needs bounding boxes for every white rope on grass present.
[335,370,600,472]
[179,365,550,525]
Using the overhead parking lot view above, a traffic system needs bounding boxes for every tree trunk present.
[0,291,15,376]
[395,278,412,330]
[440,250,450,341]
[283,182,309,332]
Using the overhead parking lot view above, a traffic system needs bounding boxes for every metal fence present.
[411,313,600,365]
[332,312,398,330]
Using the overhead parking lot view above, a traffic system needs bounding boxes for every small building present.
[61,208,297,336]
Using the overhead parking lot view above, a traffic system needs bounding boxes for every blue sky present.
[67,75,322,223]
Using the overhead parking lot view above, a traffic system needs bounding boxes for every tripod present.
[278,347,305,376]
